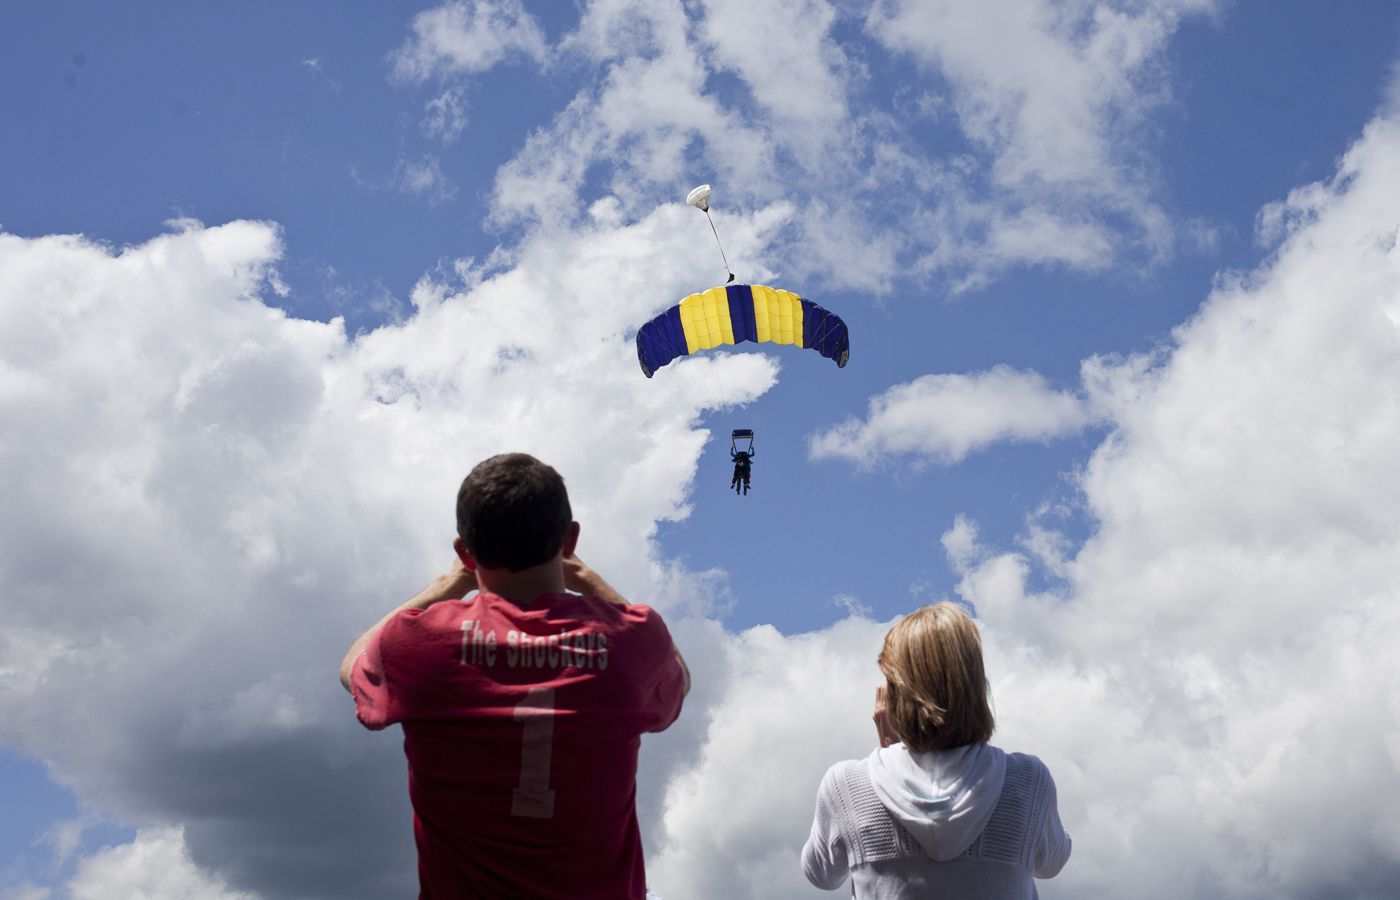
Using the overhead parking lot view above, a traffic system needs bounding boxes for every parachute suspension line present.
[705,210,736,284]
[687,184,736,284]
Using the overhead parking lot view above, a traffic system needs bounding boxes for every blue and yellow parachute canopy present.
[636,283,850,377]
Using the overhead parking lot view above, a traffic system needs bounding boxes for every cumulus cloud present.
[64,828,257,900]
[866,0,1216,277]
[695,0,856,161]
[647,616,891,896]
[463,0,1214,292]
[8,6,1400,900]
[950,112,1400,900]
[389,0,548,83]
[628,99,1400,900]
[867,0,1212,188]
[808,365,1097,466]
[0,210,775,899]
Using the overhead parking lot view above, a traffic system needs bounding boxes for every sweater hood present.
[865,742,1007,861]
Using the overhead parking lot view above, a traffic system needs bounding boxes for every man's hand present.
[561,555,593,593]
[873,685,898,748]
[434,555,479,600]
[564,555,689,696]
[562,554,627,607]
[339,553,479,692]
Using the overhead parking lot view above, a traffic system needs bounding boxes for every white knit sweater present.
[801,746,1071,899]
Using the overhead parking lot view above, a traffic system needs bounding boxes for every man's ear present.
[453,537,478,571]
[561,521,581,558]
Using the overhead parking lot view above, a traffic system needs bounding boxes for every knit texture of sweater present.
[801,748,1071,899]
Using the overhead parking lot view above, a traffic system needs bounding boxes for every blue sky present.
[4,2,1400,898]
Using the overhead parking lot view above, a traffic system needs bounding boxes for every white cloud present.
[472,0,1218,292]
[422,87,468,143]
[491,1,743,231]
[808,365,1096,466]
[394,154,457,203]
[867,0,1194,185]
[389,0,548,83]
[0,211,776,899]
[8,8,1400,900]
[64,827,259,900]
[985,110,1400,894]
[695,0,855,161]
[646,616,891,897]
[301,57,341,92]
[643,86,1400,900]
[865,0,1213,267]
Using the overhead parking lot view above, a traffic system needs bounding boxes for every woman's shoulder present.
[989,747,1062,808]
[995,746,1054,775]
[819,755,870,785]
[814,753,881,804]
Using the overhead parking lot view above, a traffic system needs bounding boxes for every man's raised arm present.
[562,555,690,697]
[338,558,478,692]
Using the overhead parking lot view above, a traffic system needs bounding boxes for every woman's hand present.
[873,685,898,748]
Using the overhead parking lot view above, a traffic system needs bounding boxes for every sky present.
[3,1,1400,898]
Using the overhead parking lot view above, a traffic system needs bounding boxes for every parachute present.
[635,282,850,377]
[638,184,850,376]
[686,184,713,212]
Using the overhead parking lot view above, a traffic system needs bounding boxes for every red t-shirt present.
[351,590,686,899]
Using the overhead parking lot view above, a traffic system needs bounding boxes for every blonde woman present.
[801,603,1071,898]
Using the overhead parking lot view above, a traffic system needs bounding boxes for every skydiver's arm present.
[338,558,477,692]
[563,555,690,696]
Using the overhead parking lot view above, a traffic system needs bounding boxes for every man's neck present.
[475,560,565,607]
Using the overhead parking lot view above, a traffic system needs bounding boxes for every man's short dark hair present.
[456,453,573,572]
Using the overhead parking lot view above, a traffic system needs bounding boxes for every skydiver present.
[730,447,754,495]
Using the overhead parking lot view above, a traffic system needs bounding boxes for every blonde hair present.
[877,602,994,752]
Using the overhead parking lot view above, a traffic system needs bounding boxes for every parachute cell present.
[635,283,850,377]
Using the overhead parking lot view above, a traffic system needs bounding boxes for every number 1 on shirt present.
[511,686,556,819]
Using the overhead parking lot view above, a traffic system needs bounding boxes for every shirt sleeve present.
[632,606,686,733]
[643,652,686,733]
[349,614,407,731]
[801,767,850,891]
[1032,762,1072,878]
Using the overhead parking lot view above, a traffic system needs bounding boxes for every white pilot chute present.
[686,184,734,283]
[686,184,712,212]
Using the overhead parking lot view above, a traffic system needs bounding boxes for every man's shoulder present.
[558,593,667,625]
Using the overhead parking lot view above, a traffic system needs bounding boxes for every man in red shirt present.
[339,453,690,899]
